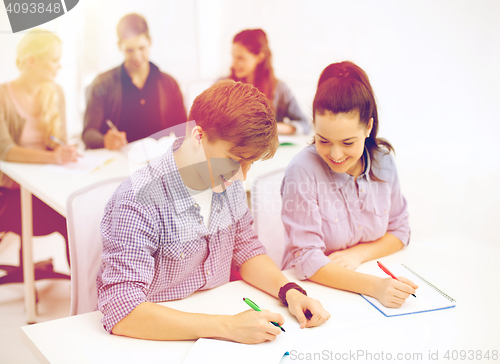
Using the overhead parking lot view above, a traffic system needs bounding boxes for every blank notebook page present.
[360,263,456,317]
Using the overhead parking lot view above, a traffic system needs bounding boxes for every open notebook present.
[360,263,456,317]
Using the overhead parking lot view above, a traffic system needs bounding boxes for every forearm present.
[5,145,55,164]
[239,254,289,298]
[82,128,104,149]
[112,301,229,340]
[308,262,381,297]
[353,232,404,263]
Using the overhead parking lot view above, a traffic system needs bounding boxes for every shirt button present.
[217,209,221,213]
[295,251,301,258]
[180,253,185,259]
[228,225,231,230]
[206,270,211,275]
[358,225,362,230]
[198,220,202,224]
[335,217,338,222]
[140,99,145,105]
[194,204,199,208]
[360,188,365,193]
[384,210,387,214]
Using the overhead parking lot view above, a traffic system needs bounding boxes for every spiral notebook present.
[360,263,456,317]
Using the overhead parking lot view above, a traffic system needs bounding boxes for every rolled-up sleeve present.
[281,165,331,280]
[386,157,410,245]
[97,198,159,333]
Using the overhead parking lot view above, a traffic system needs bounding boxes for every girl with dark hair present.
[281,61,418,308]
[229,29,311,135]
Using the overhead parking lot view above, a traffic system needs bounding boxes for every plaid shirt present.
[96,139,266,333]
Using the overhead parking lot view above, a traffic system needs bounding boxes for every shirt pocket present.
[370,202,391,239]
[161,237,205,260]
[320,207,350,251]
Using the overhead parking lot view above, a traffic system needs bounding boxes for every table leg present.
[21,186,36,324]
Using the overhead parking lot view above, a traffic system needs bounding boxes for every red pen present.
[377,261,416,298]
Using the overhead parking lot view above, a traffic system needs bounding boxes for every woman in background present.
[281,61,417,308]
[229,29,311,135]
[0,29,76,269]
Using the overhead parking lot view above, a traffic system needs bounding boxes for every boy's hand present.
[286,289,331,329]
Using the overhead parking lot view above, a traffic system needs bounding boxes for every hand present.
[53,145,78,164]
[375,276,418,308]
[277,122,296,135]
[224,309,284,344]
[104,129,127,150]
[328,248,363,270]
[286,289,331,329]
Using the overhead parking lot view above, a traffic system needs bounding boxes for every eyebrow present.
[316,133,358,142]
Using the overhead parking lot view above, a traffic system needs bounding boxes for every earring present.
[366,133,370,138]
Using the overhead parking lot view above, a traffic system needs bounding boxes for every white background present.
[1,0,499,244]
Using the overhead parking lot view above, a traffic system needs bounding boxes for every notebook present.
[360,263,456,317]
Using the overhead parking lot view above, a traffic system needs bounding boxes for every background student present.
[281,61,417,308]
[82,13,187,150]
[0,29,76,267]
[97,81,330,343]
[227,29,311,135]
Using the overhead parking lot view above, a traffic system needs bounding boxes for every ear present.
[191,125,204,147]
[257,51,265,64]
[366,118,374,137]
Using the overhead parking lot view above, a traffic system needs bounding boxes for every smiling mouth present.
[330,157,349,164]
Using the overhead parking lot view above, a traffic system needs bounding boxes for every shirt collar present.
[163,137,199,215]
[323,147,372,187]
[120,61,159,84]
[163,137,227,216]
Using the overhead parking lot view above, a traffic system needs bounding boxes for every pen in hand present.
[50,135,83,157]
[106,119,119,132]
[243,297,285,332]
[377,261,417,298]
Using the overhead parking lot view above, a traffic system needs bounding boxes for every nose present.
[330,146,344,161]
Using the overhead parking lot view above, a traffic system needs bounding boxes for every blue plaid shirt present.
[97,139,266,333]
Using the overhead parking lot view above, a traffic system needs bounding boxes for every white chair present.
[66,177,126,316]
[251,168,286,267]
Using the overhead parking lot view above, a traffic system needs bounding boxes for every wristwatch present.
[278,282,307,307]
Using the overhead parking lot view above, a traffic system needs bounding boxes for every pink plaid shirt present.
[97,140,265,333]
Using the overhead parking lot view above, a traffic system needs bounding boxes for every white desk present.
[0,136,309,323]
[20,234,500,363]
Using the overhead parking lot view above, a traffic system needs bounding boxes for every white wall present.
[1,0,499,243]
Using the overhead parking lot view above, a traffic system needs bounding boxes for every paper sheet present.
[42,154,115,175]
[182,322,303,364]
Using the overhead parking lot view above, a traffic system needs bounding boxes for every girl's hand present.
[286,289,331,329]
[277,122,296,135]
[53,145,78,164]
[223,309,284,344]
[328,248,363,270]
[375,276,418,308]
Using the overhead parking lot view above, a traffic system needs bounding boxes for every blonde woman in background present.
[0,29,76,275]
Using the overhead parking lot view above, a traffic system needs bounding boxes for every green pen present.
[243,297,285,332]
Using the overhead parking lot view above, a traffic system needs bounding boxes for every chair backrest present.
[251,168,286,267]
[66,177,126,316]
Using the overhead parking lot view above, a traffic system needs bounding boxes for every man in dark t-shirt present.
[83,13,187,150]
